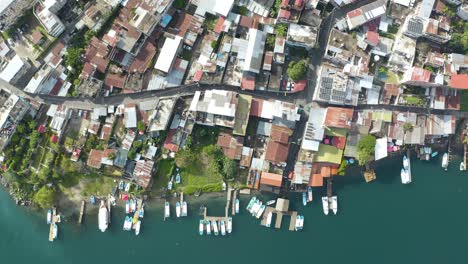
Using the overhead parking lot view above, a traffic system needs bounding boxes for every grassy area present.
[461,90,468,111]
[81,177,115,197]
[401,95,425,106]
[154,158,175,189]
[314,144,344,164]
[386,71,399,84]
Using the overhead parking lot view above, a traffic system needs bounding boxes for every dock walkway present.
[288,211,298,231]
[48,208,59,242]
[231,190,237,215]
[407,149,413,182]
[78,201,85,224]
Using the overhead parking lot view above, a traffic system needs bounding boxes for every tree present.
[33,186,56,208]
[274,23,288,37]
[173,0,187,9]
[442,7,456,18]
[266,34,276,50]
[107,152,116,160]
[222,158,238,179]
[287,60,307,81]
[137,121,146,132]
[128,149,136,160]
[403,122,414,132]
[356,135,376,165]
[175,149,197,168]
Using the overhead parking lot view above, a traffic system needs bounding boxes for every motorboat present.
[164,202,170,218]
[53,224,58,239]
[401,168,409,184]
[131,199,136,213]
[125,183,131,192]
[403,155,409,169]
[220,220,226,236]
[125,200,130,214]
[47,209,52,224]
[322,197,329,215]
[199,220,204,235]
[213,220,219,236]
[460,162,465,171]
[182,201,188,217]
[266,200,276,206]
[295,215,301,231]
[135,220,141,236]
[222,182,227,191]
[168,181,173,190]
[139,206,144,218]
[442,153,448,171]
[332,196,338,215]
[98,200,108,232]
[235,199,239,214]
[266,212,272,227]
[175,173,181,184]
[176,202,181,218]
[246,197,257,211]
[302,192,307,206]
[256,205,266,219]
[206,220,211,235]
[251,201,262,216]
[431,151,439,158]
[307,186,313,202]
[90,195,96,205]
[227,217,232,234]
[118,181,124,190]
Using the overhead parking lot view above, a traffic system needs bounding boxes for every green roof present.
[371,111,392,122]
[324,127,347,137]
[314,144,343,164]
[233,94,252,136]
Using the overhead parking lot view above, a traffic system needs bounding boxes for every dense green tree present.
[222,158,238,179]
[274,23,288,37]
[356,135,376,165]
[33,186,56,209]
[287,60,308,81]
[175,149,197,168]
[137,121,146,132]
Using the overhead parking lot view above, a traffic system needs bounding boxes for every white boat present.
[266,212,272,227]
[403,155,409,170]
[125,200,130,214]
[256,205,266,219]
[199,220,204,235]
[442,153,448,171]
[98,200,109,232]
[246,197,256,211]
[251,201,262,216]
[206,220,211,235]
[227,217,232,234]
[168,181,173,190]
[460,162,465,171]
[235,199,239,214]
[307,187,313,202]
[125,183,131,192]
[222,182,226,191]
[53,224,58,239]
[266,200,276,206]
[176,202,181,218]
[182,201,188,217]
[213,220,219,236]
[332,196,338,215]
[295,215,301,231]
[298,215,304,231]
[47,209,52,224]
[164,202,170,218]
[135,220,141,236]
[220,220,226,236]
[322,197,329,215]
[131,199,136,213]
[401,168,410,184]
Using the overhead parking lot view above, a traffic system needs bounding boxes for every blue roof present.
[161,14,172,27]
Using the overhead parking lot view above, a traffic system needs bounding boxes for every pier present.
[406,149,413,182]
[107,197,112,224]
[231,189,237,216]
[327,177,333,209]
[288,211,298,231]
[225,187,231,218]
[48,208,60,242]
[132,199,143,230]
[78,201,85,224]
[464,144,467,171]
[259,198,298,231]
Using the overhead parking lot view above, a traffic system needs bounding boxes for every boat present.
[401,168,409,184]
[302,192,307,206]
[47,209,52,224]
[322,197,329,215]
[124,183,131,192]
[235,198,239,214]
[176,202,181,218]
[266,200,276,206]
[442,153,448,171]
[266,212,272,227]
[251,201,262,216]
[175,173,181,184]
[164,202,170,218]
[307,186,313,202]
[332,196,338,215]
[220,220,226,236]
[168,181,173,190]
[431,151,439,158]
[213,220,219,236]
[246,197,257,211]
[460,162,465,171]
[194,189,201,197]
[125,200,130,214]
[139,206,144,218]
[222,182,226,191]
[256,205,266,219]
[118,181,124,190]
[123,216,128,230]
[199,220,204,235]
[131,199,136,213]
[182,201,188,217]
[135,220,141,235]
[98,200,108,232]
[90,195,96,205]
[133,214,139,224]
[206,220,211,235]
[123,216,132,231]
[403,155,409,169]
[295,215,301,231]
[299,215,304,231]
[53,224,58,239]
[227,217,232,234]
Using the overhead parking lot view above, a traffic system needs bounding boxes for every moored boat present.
[227,217,232,234]
[199,220,204,235]
[176,202,181,218]
[332,196,338,215]
[266,200,275,206]
[246,197,257,211]
[52,223,58,239]
[90,195,96,205]
[235,198,239,214]
[124,183,131,192]
[460,162,465,171]
[139,206,144,218]
[251,201,262,216]
[442,153,448,171]
[47,209,52,224]
[175,173,181,184]
[401,168,409,184]
[256,205,266,219]
[220,220,226,236]
[213,220,219,236]
[431,151,439,158]
[118,181,124,190]
[295,215,301,231]
[322,197,329,215]
[222,182,226,191]
[302,192,307,206]
[98,200,108,232]
[135,220,141,236]
[206,220,211,235]
[131,199,136,213]
[307,186,313,202]
[168,181,173,190]
[182,201,187,217]
[266,212,272,227]
[403,155,409,169]
[164,202,170,218]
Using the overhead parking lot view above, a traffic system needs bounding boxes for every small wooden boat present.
[460,162,465,171]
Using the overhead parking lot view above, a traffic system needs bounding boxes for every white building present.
[34,0,65,37]
[189,90,238,128]
[287,23,317,49]
[457,4,468,21]
[345,0,387,30]
[47,104,71,137]
[243,29,266,74]
[192,0,235,17]
[155,35,183,73]
[0,55,28,84]
[239,0,274,17]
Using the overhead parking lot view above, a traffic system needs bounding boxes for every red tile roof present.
[128,40,156,74]
[410,67,431,82]
[214,17,225,34]
[31,30,44,44]
[100,124,112,141]
[163,129,179,152]
[265,140,289,164]
[278,9,291,19]
[193,70,203,82]
[217,133,243,160]
[241,75,256,90]
[294,0,303,8]
[281,0,289,7]
[50,134,58,143]
[260,172,283,187]
[87,149,102,169]
[347,9,362,19]
[250,98,263,117]
[332,136,347,150]
[105,74,127,89]
[324,107,354,129]
[449,74,468,89]
[292,80,306,92]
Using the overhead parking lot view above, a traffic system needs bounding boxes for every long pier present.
[231,189,237,215]
[464,144,467,171]
[48,208,60,242]
[132,199,143,230]
[406,148,413,182]
[107,197,112,224]
[78,201,85,224]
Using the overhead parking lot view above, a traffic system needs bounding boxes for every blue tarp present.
[161,14,172,27]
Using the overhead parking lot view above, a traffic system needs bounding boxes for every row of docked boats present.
[294,215,304,231]
[118,181,132,192]
[164,201,188,218]
[401,155,412,184]
[46,209,59,241]
[125,199,138,214]
[123,203,144,235]
[302,187,313,206]
[167,170,182,191]
[321,196,338,215]
[199,217,232,236]
[246,197,267,219]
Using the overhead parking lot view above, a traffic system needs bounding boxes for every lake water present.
[1,155,468,264]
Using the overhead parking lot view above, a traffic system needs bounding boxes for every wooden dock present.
[78,201,85,224]
[231,189,237,215]
[288,211,298,231]
[48,208,59,242]
[132,199,143,230]
[327,177,333,209]
[107,197,112,224]
[260,206,275,226]
[464,144,467,171]
[275,212,283,229]
[406,149,413,182]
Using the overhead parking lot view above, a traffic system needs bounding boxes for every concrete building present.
[239,0,275,17]
[34,0,65,37]
[345,0,387,30]
[243,29,266,74]
[0,54,30,85]
[457,3,468,21]
[189,90,238,128]
[286,23,317,49]
[155,35,183,74]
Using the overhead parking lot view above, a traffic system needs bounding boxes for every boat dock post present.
[231,189,237,216]
[180,192,184,204]
[327,177,333,209]
[288,211,298,231]
[260,207,275,226]
[78,201,85,224]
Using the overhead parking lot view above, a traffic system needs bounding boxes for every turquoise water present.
[1,155,468,263]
